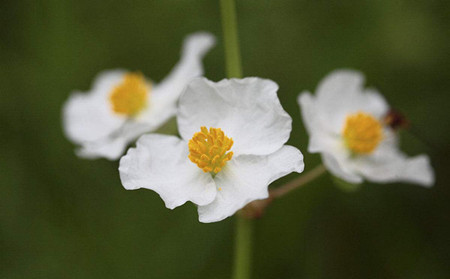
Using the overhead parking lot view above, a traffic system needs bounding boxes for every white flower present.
[119,77,305,223]
[298,69,434,187]
[63,32,216,160]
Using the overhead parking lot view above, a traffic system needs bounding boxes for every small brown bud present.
[384,109,409,130]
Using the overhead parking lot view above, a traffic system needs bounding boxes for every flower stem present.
[270,164,326,199]
[220,0,242,78]
[240,164,327,219]
[220,0,249,278]
[233,215,252,279]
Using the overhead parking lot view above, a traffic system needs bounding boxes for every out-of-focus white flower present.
[63,32,216,160]
[298,69,434,187]
[119,78,304,223]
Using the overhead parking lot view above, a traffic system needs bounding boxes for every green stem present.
[233,215,252,279]
[220,0,250,278]
[220,0,242,78]
[270,164,327,199]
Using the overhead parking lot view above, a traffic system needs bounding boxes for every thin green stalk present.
[220,0,242,78]
[233,215,252,279]
[270,164,327,199]
[220,0,250,278]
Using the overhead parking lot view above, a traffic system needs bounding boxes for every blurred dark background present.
[1,0,450,278]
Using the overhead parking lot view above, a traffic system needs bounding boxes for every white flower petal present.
[312,70,389,133]
[316,69,365,101]
[178,77,292,156]
[91,69,128,98]
[297,92,316,134]
[360,88,389,119]
[322,152,364,184]
[76,137,127,160]
[197,145,304,223]
[63,88,125,145]
[71,120,155,160]
[356,154,434,187]
[298,92,338,153]
[351,135,435,187]
[315,70,364,132]
[119,134,217,209]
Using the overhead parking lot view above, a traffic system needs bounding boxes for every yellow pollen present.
[188,127,234,174]
[109,72,149,116]
[342,112,383,155]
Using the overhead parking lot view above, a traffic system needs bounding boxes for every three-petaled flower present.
[119,77,305,222]
[63,32,215,160]
[298,70,434,186]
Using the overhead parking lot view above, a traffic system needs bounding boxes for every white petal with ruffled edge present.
[63,32,216,160]
[350,135,435,187]
[311,70,389,133]
[90,69,129,99]
[177,77,292,156]
[76,137,128,160]
[63,71,126,144]
[322,153,364,184]
[119,134,217,209]
[198,145,304,223]
[354,153,434,187]
[298,92,338,153]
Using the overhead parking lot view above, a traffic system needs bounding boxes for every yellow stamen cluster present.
[188,127,234,174]
[342,112,383,155]
[109,72,149,116]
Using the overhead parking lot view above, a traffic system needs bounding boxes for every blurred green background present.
[1,0,450,278]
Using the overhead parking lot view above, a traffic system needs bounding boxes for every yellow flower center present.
[109,72,149,116]
[188,127,234,174]
[342,112,383,155]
